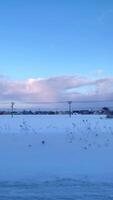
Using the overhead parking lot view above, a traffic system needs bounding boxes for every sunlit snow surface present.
[0,115,113,199]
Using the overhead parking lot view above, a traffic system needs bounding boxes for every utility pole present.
[68,101,72,117]
[11,102,15,118]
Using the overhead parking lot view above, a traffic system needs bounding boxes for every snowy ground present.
[0,115,113,199]
[1,179,113,200]
[0,114,113,180]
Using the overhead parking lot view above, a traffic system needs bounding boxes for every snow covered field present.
[0,114,113,199]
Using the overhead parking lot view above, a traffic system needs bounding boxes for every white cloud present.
[0,75,113,106]
[95,68,104,76]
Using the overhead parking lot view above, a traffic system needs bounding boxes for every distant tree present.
[102,107,110,112]
[102,107,113,118]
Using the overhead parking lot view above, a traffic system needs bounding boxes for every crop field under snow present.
[0,114,113,199]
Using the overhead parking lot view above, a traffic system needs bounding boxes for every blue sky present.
[0,0,113,104]
[0,0,113,80]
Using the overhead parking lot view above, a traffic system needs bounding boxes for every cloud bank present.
[0,75,113,107]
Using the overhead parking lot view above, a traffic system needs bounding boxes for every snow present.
[0,114,113,182]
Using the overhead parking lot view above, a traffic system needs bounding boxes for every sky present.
[0,0,113,106]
